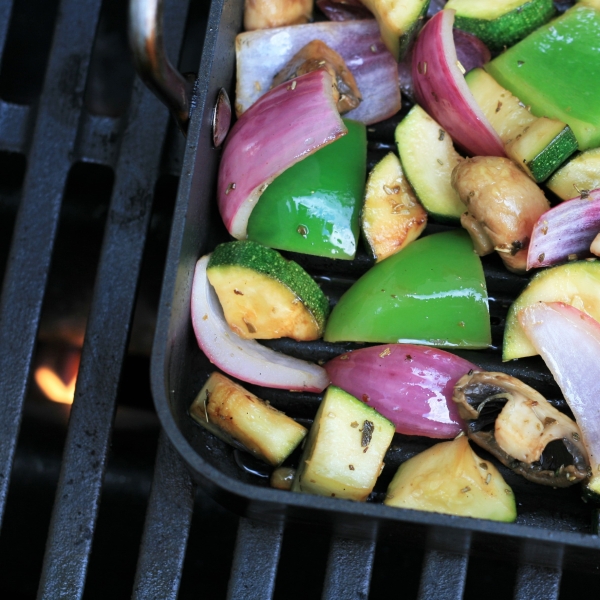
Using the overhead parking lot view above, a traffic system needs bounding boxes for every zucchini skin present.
[451,0,556,52]
[523,125,579,182]
[208,240,330,333]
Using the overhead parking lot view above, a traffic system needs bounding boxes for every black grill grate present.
[0,0,598,598]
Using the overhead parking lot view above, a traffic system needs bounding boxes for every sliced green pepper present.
[324,230,491,348]
[246,119,366,260]
[485,6,600,150]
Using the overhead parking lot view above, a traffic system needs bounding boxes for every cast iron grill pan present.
[150,0,600,575]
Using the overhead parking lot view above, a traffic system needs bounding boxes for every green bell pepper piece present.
[246,119,366,260]
[485,6,600,150]
[324,230,491,348]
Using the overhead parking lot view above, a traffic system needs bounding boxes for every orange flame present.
[34,350,80,405]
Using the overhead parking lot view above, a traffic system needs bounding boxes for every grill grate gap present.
[0,0,61,104]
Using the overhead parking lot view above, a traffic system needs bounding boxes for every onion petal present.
[191,255,330,392]
[519,301,600,473]
[218,69,346,239]
[316,0,373,21]
[412,9,505,157]
[527,189,600,269]
[325,344,477,438]
[235,20,401,125]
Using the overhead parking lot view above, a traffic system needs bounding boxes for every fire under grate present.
[0,0,599,598]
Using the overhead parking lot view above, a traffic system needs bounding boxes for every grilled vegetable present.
[206,240,330,341]
[446,0,555,52]
[527,190,600,269]
[271,40,362,114]
[547,148,600,201]
[235,20,401,125]
[452,156,550,272]
[247,119,366,260]
[453,371,589,487]
[519,302,600,503]
[244,0,313,30]
[412,9,506,157]
[395,104,465,223]
[361,152,427,262]
[503,260,600,360]
[384,435,517,522]
[292,386,395,501]
[360,0,431,61]
[485,5,600,150]
[324,230,491,348]
[191,254,329,392]
[465,68,578,182]
[190,372,307,466]
[325,344,476,438]
[219,69,346,240]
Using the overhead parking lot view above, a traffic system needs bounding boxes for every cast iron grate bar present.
[513,564,562,600]
[38,60,187,600]
[37,3,190,594]
[226,518,285,600]
[132,430,195,600]
[417,549,470,600]
[0,0,14,61]
[321,536,376,600]
[0,0,103,529]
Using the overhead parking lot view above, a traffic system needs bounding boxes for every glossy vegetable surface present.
[485,5,600,150]
[527,190,600,269]
[247,119,366,259]
[412,9,506,157]
[324,230,491,348]
[218,69,346,239]
[325,344,477,438]
[235,19,400,124]
[191,255,330,391]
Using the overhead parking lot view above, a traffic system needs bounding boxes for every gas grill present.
[1,0,600,598]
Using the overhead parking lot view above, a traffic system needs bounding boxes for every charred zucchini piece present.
[465,68,578,182]
[292,386,395,501]
[361,152,427,263]
[503,260,600,360]
[395,104,465,223]
[190,372,307,466]
[359,0,430,61]
[583,476,600,505]
[446,0,555,52]
[206,240,329,341]
[547,148,600,201]
[384,435,517,522]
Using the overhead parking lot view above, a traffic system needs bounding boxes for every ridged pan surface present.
[151,0,600,572]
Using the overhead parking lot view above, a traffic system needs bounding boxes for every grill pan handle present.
[129,0,194,133]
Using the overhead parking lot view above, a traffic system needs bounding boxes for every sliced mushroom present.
[244,0,314,31]
[453,371,589,487]
[451,157,549,272]
[271,40,362,114]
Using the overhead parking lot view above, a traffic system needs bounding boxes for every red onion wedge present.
[527,189,600,270]
[235,20,401,125]
[191,255,330,392]
[218,69,346,240]
[325,344,477,438]
[519,302,600,474]
[412,9,505,157]
[316,0,373,21]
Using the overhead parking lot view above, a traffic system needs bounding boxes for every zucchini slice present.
[503,260,600,360]
[206,240,329,341]
[395,104,465,223]
[361,152,427,262]
[359,0,430,61]
[292,386,395,501]
[384,435,517,522]
[446,0,555,51]
[547,148,600,201]
[190,372,307,466]
[465,68,578,182]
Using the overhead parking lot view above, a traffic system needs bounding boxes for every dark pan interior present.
[151,0,600,573]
